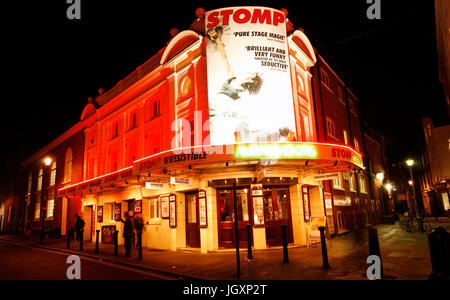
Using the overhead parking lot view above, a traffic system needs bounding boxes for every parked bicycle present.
[399,213,432,233]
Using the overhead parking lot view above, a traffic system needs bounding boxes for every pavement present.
[1,218,449,280]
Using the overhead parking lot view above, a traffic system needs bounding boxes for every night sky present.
[3,0,447,165]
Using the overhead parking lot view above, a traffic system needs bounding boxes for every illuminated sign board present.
[205,7,295,145]
[235,143,318,159]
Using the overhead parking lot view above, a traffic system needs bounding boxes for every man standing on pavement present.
[119,211,136,258]
[75,214,85,243]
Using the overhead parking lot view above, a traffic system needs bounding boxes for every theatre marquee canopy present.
[59,142,363,196]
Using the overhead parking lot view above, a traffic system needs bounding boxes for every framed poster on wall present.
[169,194,176,228]
[97,206,103,223]
[160,196,169,219]
[252,187,264,226]
[134,200,142,213]
[114,203,121,221]
[198,189,207,228]
[101,225,116,244]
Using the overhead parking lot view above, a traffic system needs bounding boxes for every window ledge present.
[333,187,345,191]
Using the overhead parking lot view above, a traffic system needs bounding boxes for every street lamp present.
[39,156,52,244]
[405,158,424,231]
[385,183,392,191]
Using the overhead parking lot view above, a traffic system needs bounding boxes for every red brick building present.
[12,6,390,251]
[20,124,85,236]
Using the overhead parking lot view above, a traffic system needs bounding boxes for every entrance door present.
[82,206,92,241]
[263,187,293,246]
[217,188,251,248]
[186,192,200,247]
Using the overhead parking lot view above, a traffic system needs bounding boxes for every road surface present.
[0,240,174,280]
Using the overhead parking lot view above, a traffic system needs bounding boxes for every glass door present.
[217,188,252,248]
[263,187,293,246]
[186,192,200,247]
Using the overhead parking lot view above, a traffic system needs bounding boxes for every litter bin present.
[428,227,450,280]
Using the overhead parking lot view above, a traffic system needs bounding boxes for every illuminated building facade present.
[17,7,388,251]
[418,118,450,217]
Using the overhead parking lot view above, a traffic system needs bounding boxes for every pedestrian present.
[119,211,135,258]
[75,214,85,243]
[25,220,31,240]
[134,213,145,248]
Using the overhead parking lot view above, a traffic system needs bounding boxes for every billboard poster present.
[97,205,103,223]
[205,7,295,145]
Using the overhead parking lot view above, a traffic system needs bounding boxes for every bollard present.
[66,227,71,249]
[318,226,329,269]
[368,227,383,277]
[428,227,450,279]
[138,230,143,260]
[246,224,253,260]
[95,230,100,253]
[114,230,119,256]
[79,229,84,251]
[281,224,289,263]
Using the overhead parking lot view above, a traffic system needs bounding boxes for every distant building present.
[434,0,450,117]
[20,123,85,236]
[0,145,23,233]
[418,117,450,216]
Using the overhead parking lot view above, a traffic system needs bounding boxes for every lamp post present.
[406,159,419,218]
[40,156,52,244]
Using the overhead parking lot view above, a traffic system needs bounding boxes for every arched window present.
[64,148,72,183]
[37,169,43,191]
[50,162,57,186]
[27,172,33,195]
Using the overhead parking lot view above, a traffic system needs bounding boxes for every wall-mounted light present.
[43,157,52,166]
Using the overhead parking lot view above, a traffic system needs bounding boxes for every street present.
[0,240,174,280]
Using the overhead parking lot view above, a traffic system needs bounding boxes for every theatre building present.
[20,6,387,252]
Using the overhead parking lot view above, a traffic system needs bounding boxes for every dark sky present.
[3,0,447,164]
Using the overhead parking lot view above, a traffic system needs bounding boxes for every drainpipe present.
[316,57,328,142]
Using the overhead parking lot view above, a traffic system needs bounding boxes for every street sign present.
[145,182,165,189]
[170,177,191,185]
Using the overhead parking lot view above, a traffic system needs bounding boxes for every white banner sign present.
[308,173,340,182]
[145,182,165,189]
[205,7,295,145]
[170,177,191,185]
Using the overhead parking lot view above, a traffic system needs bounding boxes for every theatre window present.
[147,98,161,121]
[149,198,161,220]
[343,130,348,145]
[63,148,72,183]
[326,118,336,139]
[321,70,331,90]
[333,174,344,190]
[358,174,367,194]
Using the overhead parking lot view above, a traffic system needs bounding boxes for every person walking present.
[75,214,85,243]
[134,213,145,248]
[119,211,135,258]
